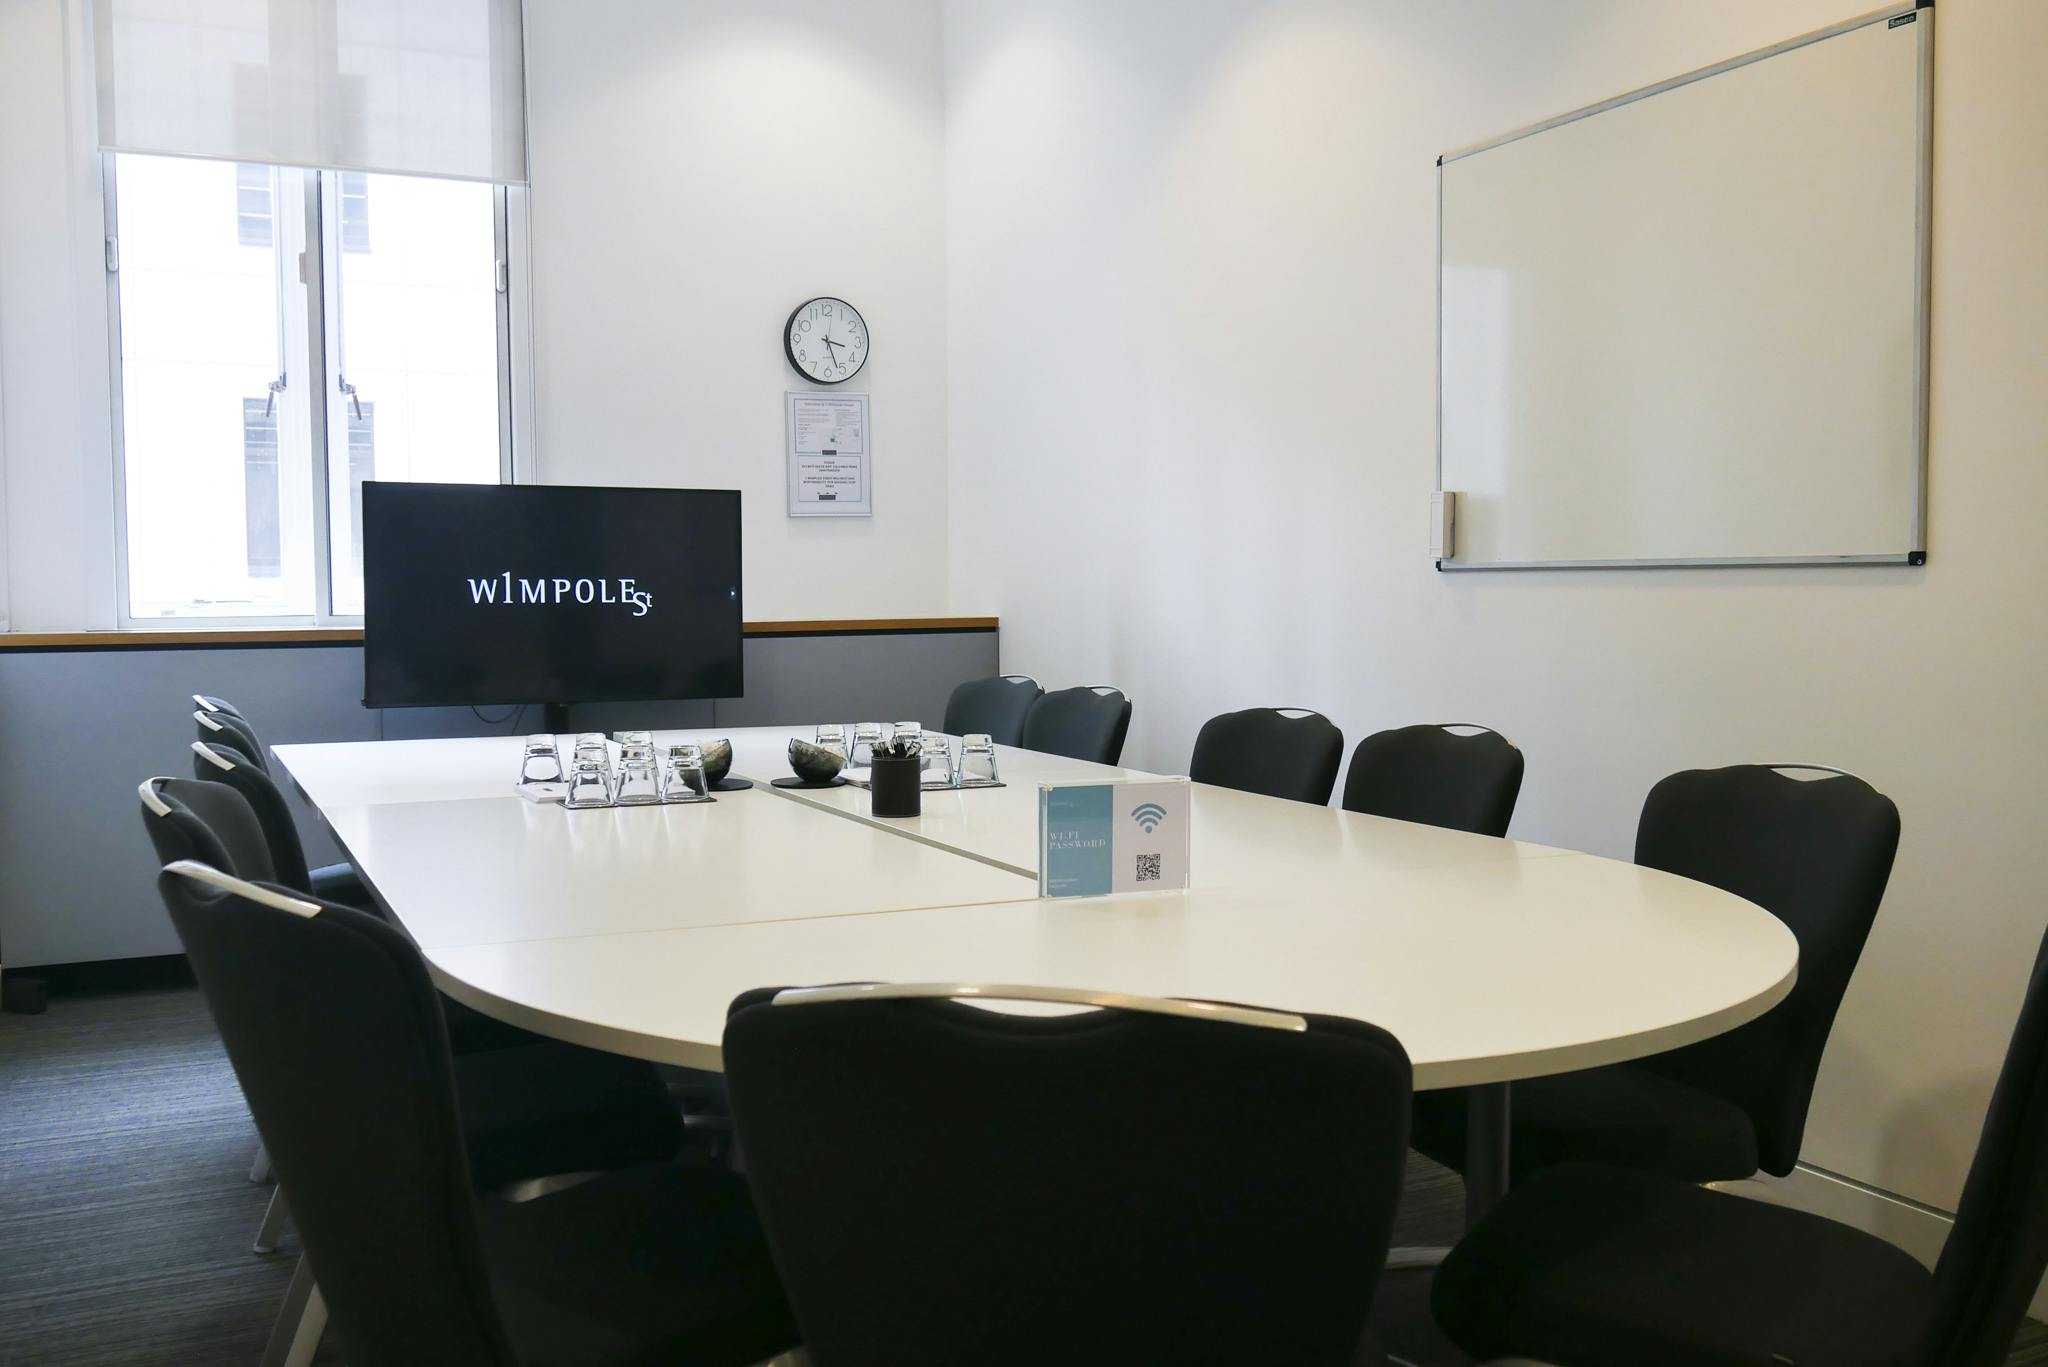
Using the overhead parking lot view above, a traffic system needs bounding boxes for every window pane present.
[234,162,273,248]
[324,172,500,617]
[114,154,315,619]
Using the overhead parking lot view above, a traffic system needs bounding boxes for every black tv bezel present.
[359,481,744,710]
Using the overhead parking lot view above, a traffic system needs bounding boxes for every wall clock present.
[784,296,869,385]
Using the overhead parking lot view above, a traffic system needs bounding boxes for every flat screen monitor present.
[362,482,743,708]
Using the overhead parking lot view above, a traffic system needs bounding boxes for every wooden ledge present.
[0,617,998,652]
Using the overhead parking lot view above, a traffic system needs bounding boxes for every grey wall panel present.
[0,645,373,966]
[0,630,995,968]
[716,632,999,730]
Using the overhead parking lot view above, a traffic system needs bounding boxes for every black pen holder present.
[869,753,923,818]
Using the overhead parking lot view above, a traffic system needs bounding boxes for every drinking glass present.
[814,724,846,756]
[920,732,956,788]
[615,730,654,752]
[893,722,922,747]
[958,733,1000,786]
[516,734,565,801]
[662,744,711,802]
[848,723,883,770]
[614,745,663,805]
[564,752,614,808]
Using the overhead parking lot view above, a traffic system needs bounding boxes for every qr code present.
[1135,853,1162,883]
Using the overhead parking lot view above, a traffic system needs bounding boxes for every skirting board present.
[1711,1162,2048,1319]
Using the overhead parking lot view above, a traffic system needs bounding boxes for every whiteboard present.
[1437,6,1931,569]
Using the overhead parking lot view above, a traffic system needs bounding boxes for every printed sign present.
[787,392,872,516]
[1037,778,1191,898]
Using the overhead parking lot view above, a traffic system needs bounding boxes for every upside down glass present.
[613,739,663,805]
[663,744,711,802]
[920,732,955,788]
[849,723,882,770]
[516,734,565,801]
[958,733,1000,786]
[564,749,614,808]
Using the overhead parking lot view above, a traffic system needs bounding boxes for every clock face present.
[785,297,869,385]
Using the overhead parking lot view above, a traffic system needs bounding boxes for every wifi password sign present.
[1131,802,1169,834]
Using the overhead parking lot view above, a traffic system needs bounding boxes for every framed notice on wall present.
[786,392,872,517]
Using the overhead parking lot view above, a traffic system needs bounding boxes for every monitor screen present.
[362,482,743,708]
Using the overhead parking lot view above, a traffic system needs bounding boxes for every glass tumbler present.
[815,723,846,756]
[920,732,956,788]
[958,733,1000,786]
[848,723,883,770]
[516,734,565,801]
[564,750,615,808]
[613,740,663,805]
[662,744,711,802]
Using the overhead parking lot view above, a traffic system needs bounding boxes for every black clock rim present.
[783,296,869,386]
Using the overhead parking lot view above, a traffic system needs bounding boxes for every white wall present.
[0,0,118,631]
[945,0,2048,1218]
[0,0,954,630]
[521,0,951,622]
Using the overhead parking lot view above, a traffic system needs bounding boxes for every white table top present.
[275,727,1798,1090]
[318,789,1034,950]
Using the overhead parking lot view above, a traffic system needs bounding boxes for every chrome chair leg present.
[249,1141,271,1184]
[253,1185,290,1254]
[259,1256,324,1367]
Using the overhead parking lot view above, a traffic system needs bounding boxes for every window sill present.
[0,618,999,651]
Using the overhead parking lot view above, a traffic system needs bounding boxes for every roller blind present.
[94,0,527,184]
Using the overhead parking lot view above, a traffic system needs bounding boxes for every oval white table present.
[274,725,1798,1224]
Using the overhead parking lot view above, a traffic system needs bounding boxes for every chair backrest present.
[194,707,269,774]
[1920,926,2048,1367]
[724,982,1412,1367]
[942,674,1043,747]
[1020,685,1132,766]
[139,776,279,883]
[155,862,513,1367]
[1189,707,1344,805]
[192,693,246,720]
[1633,765,1900,1176]
[193,741,313,892]
[1340,724,1524,837]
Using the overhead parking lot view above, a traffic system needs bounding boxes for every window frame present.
[101,153,518,629]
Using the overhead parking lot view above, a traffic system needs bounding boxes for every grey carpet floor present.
[2,983,2043,1366]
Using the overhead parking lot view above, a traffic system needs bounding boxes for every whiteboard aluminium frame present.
[1433,1,1933,572]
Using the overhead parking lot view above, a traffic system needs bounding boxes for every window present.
[234,163,273,248]
[338,171,371,253]
[241,398,282,578]
[107,153,510,623]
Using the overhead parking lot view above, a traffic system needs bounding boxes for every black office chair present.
[139,773,691,1188]
[942,674,1042,746]
[195,707,271,774]
[1433,921,2048,1367]
[725,982,1412,1367]
[192,692,246,720]
[1189,707,1344,805]
[155,861,797,1367]
[1340,723,1524,837]
[139,772,299,1256]
[192,741,367,906]
[139,775,279,885]
[1020,685,1132,765]
[1411,764,1900,1186]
